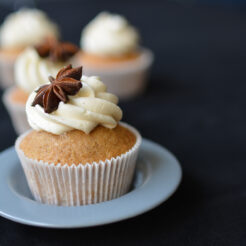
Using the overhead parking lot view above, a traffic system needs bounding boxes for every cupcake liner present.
[15,122,142,206]
[0,54,15,89]
[2,86,30,135]
[74,48,154,100]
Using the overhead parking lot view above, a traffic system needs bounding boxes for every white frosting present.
[81,12,139,57]
[0,8,59,49]
[26,75,123,134]
[15,48,66,93]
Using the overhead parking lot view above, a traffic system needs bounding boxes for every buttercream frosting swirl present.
[81,12,139,57]
[15,48,66,93]
[0,8,59,49]
[26,75,123,134]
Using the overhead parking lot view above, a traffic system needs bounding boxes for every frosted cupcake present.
[3,39,79,134]
[75,12,154,99]
[15,65,141,206]
[0,8,59,88]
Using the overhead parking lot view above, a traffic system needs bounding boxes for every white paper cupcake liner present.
[0,54,15,89]
[74,48,154,100]
[15,122,142,206]
[2,86,30,135]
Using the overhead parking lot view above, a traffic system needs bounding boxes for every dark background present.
[0,0,245,245]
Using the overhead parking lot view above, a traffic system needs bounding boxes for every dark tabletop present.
[0,0,245,245]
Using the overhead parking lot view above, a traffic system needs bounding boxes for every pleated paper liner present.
[2,86,30,135]
[73,48,154,100]
[0,54,15,89]
[15,122,142,206]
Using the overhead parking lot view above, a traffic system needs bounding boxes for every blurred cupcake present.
[75,12,154,99]
[15,65,141,206]
[0,8,60,88]
[3,39,79,134]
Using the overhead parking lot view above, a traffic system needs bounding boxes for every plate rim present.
[0,138,182,228]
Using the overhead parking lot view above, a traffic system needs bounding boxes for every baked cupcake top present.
[15,39,79,93]
[0,8,59,49]
[81,12,139,57]
[26,65,122,135]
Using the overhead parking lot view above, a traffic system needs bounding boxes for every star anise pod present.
[32,64,82,113]
[35,37,56,57]
[35,38,79,62]
[50,42,79,62]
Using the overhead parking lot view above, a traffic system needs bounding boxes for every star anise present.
[35,38,79,62]
[32,64,82,113]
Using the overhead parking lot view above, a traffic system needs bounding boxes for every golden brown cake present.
[0,47,23,60]
[3,40,79,135]
[0,48,23,88]
[79,51,139,68]
[0,8,60,88]
[20,125,136,165]
[75,12,154,100]
[9,87,29,104]
[15,65,142,206]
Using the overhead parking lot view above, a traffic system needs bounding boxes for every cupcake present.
[0,8,59,88]
[75,12,154,99]
[2,39,79,134]
[15,65,141,206]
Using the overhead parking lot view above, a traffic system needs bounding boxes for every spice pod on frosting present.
[15,65,142,206]
[2,39,79,135]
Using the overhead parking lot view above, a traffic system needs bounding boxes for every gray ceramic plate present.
[0,138,182,228]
